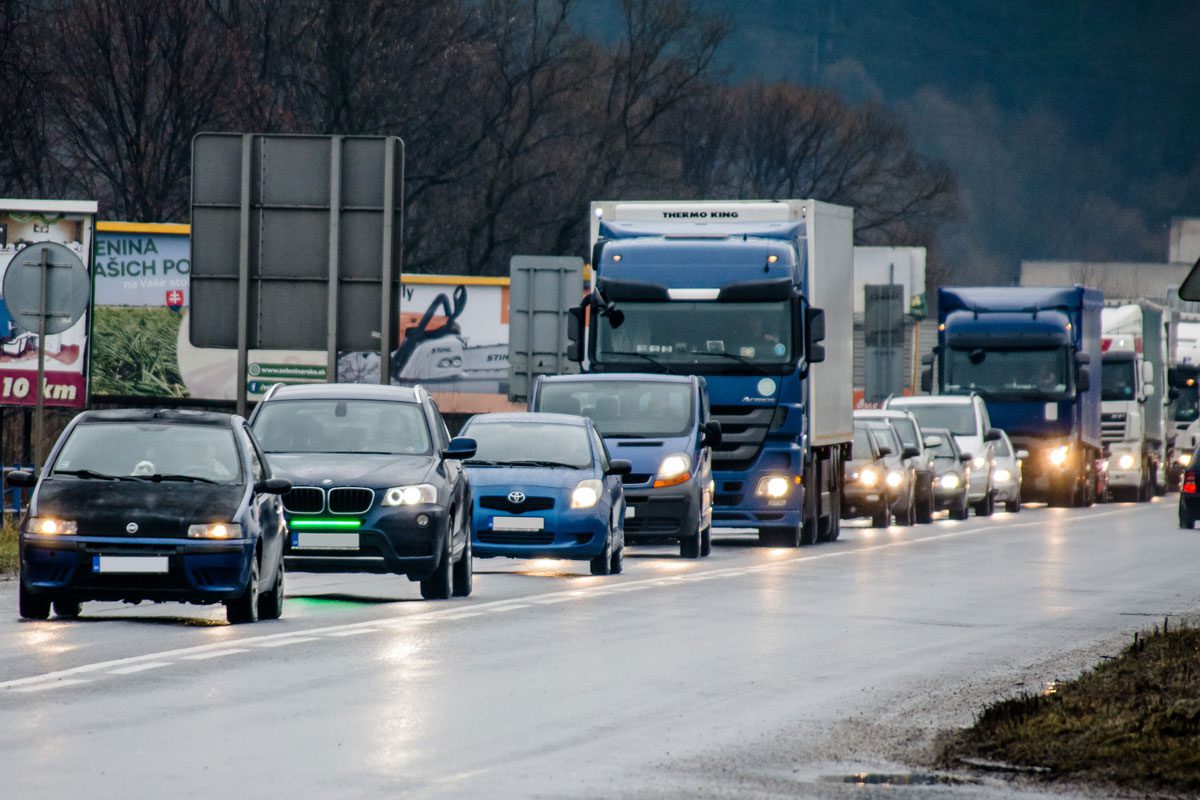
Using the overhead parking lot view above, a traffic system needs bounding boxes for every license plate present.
[624,506,637,519]
[492,516,544,531]
[93,555,169,574]
[292,532,359,549]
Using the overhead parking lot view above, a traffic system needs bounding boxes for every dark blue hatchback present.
[12,409,291,624]
[461,413,631,575]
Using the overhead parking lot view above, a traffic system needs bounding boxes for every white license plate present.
[93,555,169,574]
[293,532,359,550]
[492,516,544,531]
[624,506,637,519]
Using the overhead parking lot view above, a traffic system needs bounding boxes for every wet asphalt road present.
[0,499,1195,799]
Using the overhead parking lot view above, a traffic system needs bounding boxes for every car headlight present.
[1117,453,1136,470]
[971,455,987,470]
[1048,445,1070,467]
[858,468,879,487]
[27,517,77,535]
[187,522,242,539]
[570,479,603,509]
[1177,452,1193,467]
[885,471,903,488]
[382,484,438,506]
[994,468,1012,483]
[754,475,791,499]
[940,473,960,489]
[654,453,692,488]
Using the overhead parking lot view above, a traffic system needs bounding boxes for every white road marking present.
[325,628,378,637]
[108,662,172,675]
[256,637,322,648]
[488,604,530,613]
[13,678,89,692]
[0,505,1144,692]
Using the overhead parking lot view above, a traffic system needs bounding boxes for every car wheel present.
[226,556,261,624]
[870,506,890,528]
[899,487,916,526]
[916,485,934,525]
[53,599,82,619]
[699,525,713,557]
[1181,507,1195,529]
[18,582,51,620]
[610,544,624,575]
[680,523,702,558]
[951,493,970,521]
[1005,495,1021,513]
[452,535,473,597]
[258,558,285,620]
[420,532,455,600]
[973,493,993,517]
[590,538,613,576]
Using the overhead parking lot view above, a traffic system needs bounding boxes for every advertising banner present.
[91,224,515,409]
[0,201,96,408]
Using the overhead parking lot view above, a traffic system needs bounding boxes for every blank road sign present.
[2,242,90,335]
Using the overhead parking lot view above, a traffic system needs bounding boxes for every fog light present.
[416,514,430,527]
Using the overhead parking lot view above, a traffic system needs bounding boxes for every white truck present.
[1100,302,1168,500]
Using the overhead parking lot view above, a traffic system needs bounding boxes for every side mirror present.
[442,436,477,461]
[566,306,585,363]
[254,477,292,495]
[1016,449,1030,460]
[1076,352,1091,366]
[984,428,1002,442]
[1077,366,1091,392]
[959,453,974,463]
[920,368,932,394]
[923,435,943,449]
[902,446,921,460]
[805,306,826,364]
[876,445,892,457]
[5,469,36,488]
[1143,382,1156,399]
[1169,387,1181,402]
[701,419,723,448]
[1141,360,1155,384]
[606,459,633,477]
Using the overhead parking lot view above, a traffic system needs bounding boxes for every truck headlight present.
[1177,452,1193,467]
[1048,445,1070,467]
[654,453,691,488]
[1117,453,1136,470]
[755,475,791,499]
[940,473,960,489]
[382,484,438,506]
[885,471,903,488]
[994,469,1012,483]
[858,468,879,487]
[187,522,242,539]
[570,479,603,509]
[27,517,77,535]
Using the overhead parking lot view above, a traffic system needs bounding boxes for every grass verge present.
[942,621,1200,795]
[0,517,17,575]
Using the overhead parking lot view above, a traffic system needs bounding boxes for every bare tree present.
[0,1,61,196]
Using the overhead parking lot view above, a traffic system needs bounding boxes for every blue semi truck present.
[566,200,855,547]
[923,286,1103,507]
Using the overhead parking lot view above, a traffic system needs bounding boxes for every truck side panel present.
[1079,289,1104,451]
[805,201,854,448]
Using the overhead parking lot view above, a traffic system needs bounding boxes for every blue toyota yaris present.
[460,413,631,575]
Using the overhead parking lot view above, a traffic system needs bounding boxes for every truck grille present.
[480,496,554,514]
[1101,412,1127,445]
[328,487,374,514]
[710,405,775,471]
[283,487,324,513]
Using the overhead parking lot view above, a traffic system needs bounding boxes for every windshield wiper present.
[142,473,220,484]
[600,351,677,374]
[506,459,582,469]
[52,469,144,482]
[697,350,771,375]
[463,459,506,466]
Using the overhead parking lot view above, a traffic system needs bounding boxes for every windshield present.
[852,428,874,458]
[1101,357,1137,401]
[927,431,957,458]
[869,425,900,453]
[944,347,1069,398]
[595,300,794,369]
[253,399,431,455]
[538,380,693,437]
[896,403,978,437]
[52,422,242,483]
[1176,382,1199,422]
[890,418,919,449]
[463,422,593,469]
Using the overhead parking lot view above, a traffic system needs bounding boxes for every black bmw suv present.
[249,383,477,599]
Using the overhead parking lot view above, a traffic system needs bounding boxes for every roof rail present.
[261,382,285,403]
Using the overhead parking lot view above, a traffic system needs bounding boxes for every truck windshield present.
[1101,356,1137,401]
[538,380,694,437]
[595,300,793,369]
[944,347,1070,398]
[1176,381,1199,422]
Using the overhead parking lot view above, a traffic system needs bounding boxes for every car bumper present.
[1180,492,1200,515]
[992,478,1020,502]
[966,470,990,502]
[472,508,610,560]
[622,481,703,542]
[284,506,446,579]
[20,534,254,603]
[842,486,890,519]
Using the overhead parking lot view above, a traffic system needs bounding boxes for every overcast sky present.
[585,1,1200,282]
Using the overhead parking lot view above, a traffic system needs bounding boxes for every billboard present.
[91,223,514,409]
[0,200,96,408]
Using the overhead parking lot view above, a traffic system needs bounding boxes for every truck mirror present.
[1141,360,1155,385]
[1178,256,1200,301]
[809,343,826,364]
[1143,382,1156,399]
[1077,366,1091,392]
[804,306,826,364]
[1169,387,1180,402]
[920,368,932,394]
[566,306,585,363]
[920,353,934,367]
[1075,352,1091,366]
[566,342,581,362]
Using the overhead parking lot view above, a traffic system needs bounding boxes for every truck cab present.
[1099,302,1165,501]
[530,374,719,558]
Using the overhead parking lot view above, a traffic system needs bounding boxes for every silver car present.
[991,430,1027,513]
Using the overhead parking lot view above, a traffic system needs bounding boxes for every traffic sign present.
[2,241,89,335]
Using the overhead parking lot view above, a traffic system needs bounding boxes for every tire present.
[916,482,934,524]
[973,491,994,517]
[870,506,890,528]
[699,525,712,557]
[420,532,455,599]
[899,486,916,526]
[1181,507,1196,529]
[53,599,82,619]
[18,582,50,620]
[226,556,260,624]
[820,473,842,541]
[258,558,285,620]
[452,535,473,597]
[590,539,613,576]
[950,493,970,521]
[759,525,801,546]
[1005,495,1021,514]
[680,524,702,558]
[610,544,624,574]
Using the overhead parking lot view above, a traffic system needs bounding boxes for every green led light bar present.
[288,518,362,530]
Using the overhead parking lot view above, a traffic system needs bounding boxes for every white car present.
[991,430,1026,512]
[884,394,1001,517]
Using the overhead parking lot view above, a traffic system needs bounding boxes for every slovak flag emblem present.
[166,289,184,312]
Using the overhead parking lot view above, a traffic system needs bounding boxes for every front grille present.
[477,530,555,545]
[622,473,653,485]
[625,518,679,534]
[1101,412,1127,445]
[480,496,554,514]
[283,487,324,514]
[710,405,775,470]
[328,487,374,514]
